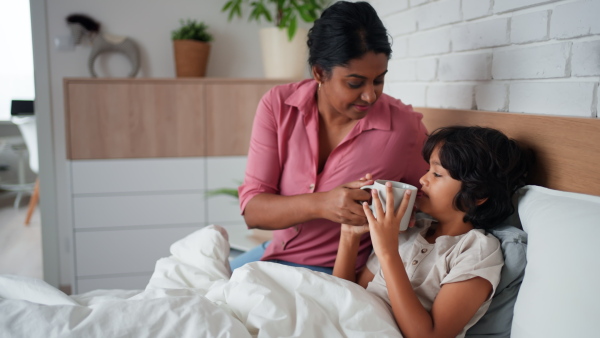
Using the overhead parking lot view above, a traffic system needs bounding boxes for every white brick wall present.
[509,82,596,116]
[369,0,600,118]
[439,52,492,81]
[475,83,508,111]
[462,0,492,21]
[571,39,600,76]
[510,10,549,44]
[492,43,570,79]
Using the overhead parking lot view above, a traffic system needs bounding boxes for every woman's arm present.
[366,186,492,337]
[244,180,373,230]
[239,87,373,230]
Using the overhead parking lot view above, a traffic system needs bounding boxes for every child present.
[333,126,531,338]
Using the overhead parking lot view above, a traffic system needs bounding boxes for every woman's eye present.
[348,82,363,89]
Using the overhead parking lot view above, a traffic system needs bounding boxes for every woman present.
[232,1,429,274]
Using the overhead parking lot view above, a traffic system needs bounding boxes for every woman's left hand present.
[363,182,412,258]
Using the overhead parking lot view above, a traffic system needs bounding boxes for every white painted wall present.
[370,0,600,118]
[41,0,277,286]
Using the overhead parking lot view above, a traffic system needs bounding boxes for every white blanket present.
[0,225,401,337]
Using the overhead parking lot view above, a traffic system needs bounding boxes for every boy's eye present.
[433,172,442,178]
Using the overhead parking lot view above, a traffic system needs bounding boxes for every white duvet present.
[0,225,401,337]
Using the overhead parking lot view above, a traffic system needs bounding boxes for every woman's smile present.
[353,103,371,112]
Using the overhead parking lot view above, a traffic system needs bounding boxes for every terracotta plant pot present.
[173,39,211,77]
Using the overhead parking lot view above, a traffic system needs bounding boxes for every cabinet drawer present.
[73,194,206,229]
[77,274,151,293]
[206,156,246,224]
[71,158,205,194]
[75,227,200,277]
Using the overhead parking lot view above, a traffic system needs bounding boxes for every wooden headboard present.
[415,107,600,197]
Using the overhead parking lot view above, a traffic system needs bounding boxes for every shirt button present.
[421,248,428,253]
[294,226,299,232]
[309,183,315,191]
[412,260,418,265]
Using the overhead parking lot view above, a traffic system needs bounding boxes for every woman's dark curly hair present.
[307,1,391,79]
[422,126,533,230]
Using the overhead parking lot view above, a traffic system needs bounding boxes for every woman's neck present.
[316,91,355,127]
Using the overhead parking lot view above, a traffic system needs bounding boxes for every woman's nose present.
[361,85,376,103]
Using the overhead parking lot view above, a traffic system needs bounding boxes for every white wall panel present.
[73,194,206,229]
[206,156,247,225]
[75,227,200,276]
[77,274,151,293]
[71,158,205,194]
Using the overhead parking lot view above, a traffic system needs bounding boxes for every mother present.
[232,1,429,274]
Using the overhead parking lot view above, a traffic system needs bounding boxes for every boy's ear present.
[476,197,488,206]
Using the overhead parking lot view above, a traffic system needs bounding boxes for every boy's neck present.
[425,220,474,244]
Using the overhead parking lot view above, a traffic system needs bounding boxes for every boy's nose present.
[419,174,427,186]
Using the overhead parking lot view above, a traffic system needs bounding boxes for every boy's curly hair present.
[422,126,533,229]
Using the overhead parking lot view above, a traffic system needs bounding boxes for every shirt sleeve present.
[441,233,504,301]
[366,251,380,275]
[238,89,282,214]
[401,112,430,189]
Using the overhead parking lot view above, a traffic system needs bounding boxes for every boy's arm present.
[381,253,492,338]
[333,224,370,283]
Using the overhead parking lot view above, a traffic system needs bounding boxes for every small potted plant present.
[221,0,329,79]
[172,19,214,77]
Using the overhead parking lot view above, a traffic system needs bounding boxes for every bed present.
[1,108,599,337]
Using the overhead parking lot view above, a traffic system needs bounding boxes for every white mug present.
[360,180,418,231]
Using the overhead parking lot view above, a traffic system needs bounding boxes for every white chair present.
[10,115,39,225]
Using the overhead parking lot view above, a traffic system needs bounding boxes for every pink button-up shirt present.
[239,79,429,269]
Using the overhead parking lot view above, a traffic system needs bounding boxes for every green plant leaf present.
[220,0,329,40]
[205,188,239,199]
[172,19,213,42]
[287,16,297,41]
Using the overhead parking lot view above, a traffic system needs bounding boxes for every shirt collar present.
[285,79,391,131]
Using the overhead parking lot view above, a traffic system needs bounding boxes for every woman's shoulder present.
[377,93,426,133]
[266,79,315,100]
[379,93,422,117]
[260,79,317,113]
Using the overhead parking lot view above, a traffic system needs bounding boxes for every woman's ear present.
[311,65,324,83]
[476,197,488,206]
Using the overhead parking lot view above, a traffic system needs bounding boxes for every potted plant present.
[172,19,214,77]
[222,0,329,79]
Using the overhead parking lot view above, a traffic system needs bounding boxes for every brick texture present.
[377,0,599,117]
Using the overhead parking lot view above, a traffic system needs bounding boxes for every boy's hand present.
[363,182,412,258]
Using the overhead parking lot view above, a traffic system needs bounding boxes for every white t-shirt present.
[366,219,504,338]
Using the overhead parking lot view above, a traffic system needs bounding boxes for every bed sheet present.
[0,225,401,337]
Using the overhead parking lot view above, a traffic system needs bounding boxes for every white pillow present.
[511,185,600,338]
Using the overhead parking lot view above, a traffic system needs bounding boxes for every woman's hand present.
[363,181,412,258]
[318,176,374,226]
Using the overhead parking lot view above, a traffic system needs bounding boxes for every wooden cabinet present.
[64,78,289,159]
[64,78,289,293]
